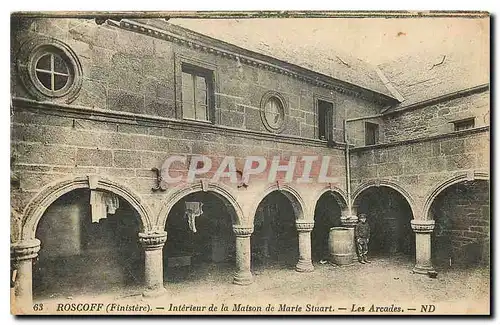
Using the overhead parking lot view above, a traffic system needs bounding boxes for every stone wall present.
[350,127,489,215]
[431,180,489,267]
[12,17,385,143]
[383,91,489,143]
[10,17,395,242]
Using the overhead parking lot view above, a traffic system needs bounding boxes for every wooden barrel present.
[329,227,355,265]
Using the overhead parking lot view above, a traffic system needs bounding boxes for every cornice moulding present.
[116,19,397,106]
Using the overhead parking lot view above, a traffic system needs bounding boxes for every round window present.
[34,52,72,94]
[16,37,83,103]
[264,97,285,129]
[260,92,287,133]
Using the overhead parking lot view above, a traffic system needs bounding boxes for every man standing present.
[355,214,371,264]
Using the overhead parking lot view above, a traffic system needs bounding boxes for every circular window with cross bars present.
[260,91,287,133]
[33,51,72,95]
[16,37,83,103]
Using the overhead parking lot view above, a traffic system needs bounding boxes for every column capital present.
[139,231,167,250]
[11,239,41,261]
[411,220,435,233]
[295,221,314,232]
[340,215,358,228]
[232,225,254,237]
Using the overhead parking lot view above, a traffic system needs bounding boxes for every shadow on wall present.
[354,187,415,258]
[311,193,343,262]
[33,189,144,299]
[252,191,299,270]
[431,180,490,269]
[164,192,235,283]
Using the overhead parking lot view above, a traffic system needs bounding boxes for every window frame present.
[365,121,380,146]
[32,51,73,97]
[174,54,218,124]
[260,91,288,133]
[316,98,335,141]
[452,117,476,132]
[16,37,83,103]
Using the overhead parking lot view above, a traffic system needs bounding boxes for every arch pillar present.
[295,221,314,272]
[139,231,167,297]
[11,238,41,313]
[411,220,435,274]
[232,225,254,285]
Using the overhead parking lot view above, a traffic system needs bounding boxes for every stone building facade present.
[10,16,489,311]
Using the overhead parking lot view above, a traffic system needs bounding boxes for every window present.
[16,37,83,103]
[260,91,287,133]
[318,100,334,141]
[181,63,214,122]
[34,52,71,93]
[365,122,379,145]
[453,118,475,131]
[263,97,285,129]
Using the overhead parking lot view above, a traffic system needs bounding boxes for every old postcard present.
[10,11,490,315]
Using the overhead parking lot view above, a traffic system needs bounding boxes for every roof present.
[165,18,395,98]
[377,38,489,109]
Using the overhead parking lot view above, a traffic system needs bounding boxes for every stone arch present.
[311,185,348,215]
[250,183,307,222]
[21,175,153,240]
[351,180,418,218]
[423,171,489,220]
[157,182,244,229]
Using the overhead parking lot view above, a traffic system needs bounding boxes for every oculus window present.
[16,37,83,103]
[260,91,287,133]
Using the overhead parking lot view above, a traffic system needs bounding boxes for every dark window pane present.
[53,54,69,74]
[318,100,333,140]
[365,122,379,145]
[36,71,52,90]
[36,54,51,71]
[54,74,69,91]
[454,119,475,131]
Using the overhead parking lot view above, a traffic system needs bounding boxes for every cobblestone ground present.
[34,255,490,315]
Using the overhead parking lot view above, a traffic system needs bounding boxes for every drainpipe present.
[343,119,352,215]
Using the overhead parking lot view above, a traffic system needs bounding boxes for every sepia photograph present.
[9,10,490,315]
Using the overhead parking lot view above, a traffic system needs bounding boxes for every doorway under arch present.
[252,191,299,270]
[33,188,144,299]
[311,192,344,262]
[353,186,415,259]
[429,179,490,269]
[163,191,236,283]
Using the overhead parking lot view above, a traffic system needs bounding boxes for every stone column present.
[138,231,167,297]
[411,220,435,274]
[232,225,254,285]
[11,238,41,314]
[295,221,314,272]
[340,214,358,263]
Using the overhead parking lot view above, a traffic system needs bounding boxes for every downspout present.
[343,119,352,215]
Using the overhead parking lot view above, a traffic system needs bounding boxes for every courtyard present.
[30,255,489,315]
